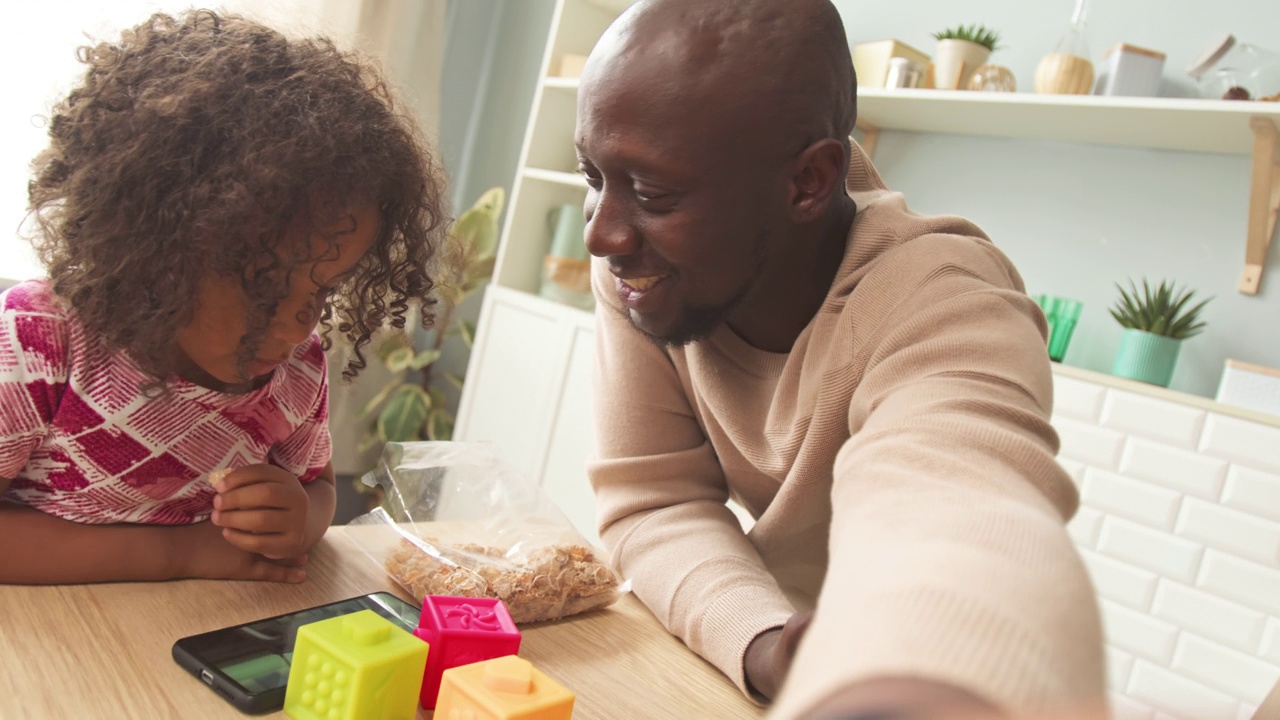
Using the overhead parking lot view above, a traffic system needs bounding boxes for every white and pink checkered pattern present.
[0,280,331,525]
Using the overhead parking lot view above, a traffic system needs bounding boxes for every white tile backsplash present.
[1174,633,1280,706]
[1051,368,1280,718]
[1099,516,1205,583]
[1082,547,1159,610]
[1108,645,1138,690]
[1055,373,1108,422]
[1152,580,1267,655]
[1200,414,1280,475]
[1121,439,1228,500]
[1083,467,1183,530]
[1128,661,1242,720]
[1262,620,1280,666]
[1177,498,1280,566]
[1057,415,1128,470]
[1197,550,1280,617]
[1223,466,1280,524]
[1103,389,1206,448]
[1111,691,1156,720]
[1068,505,1105,549]
[1101,599,1179,664]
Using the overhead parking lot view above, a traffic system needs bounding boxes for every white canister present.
[1096,43,1166,96]
[885,57,924,89]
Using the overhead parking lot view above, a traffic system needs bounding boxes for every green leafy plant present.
[932,24,1002,51]
[1109,279,1211,340]
[356,187,505,452]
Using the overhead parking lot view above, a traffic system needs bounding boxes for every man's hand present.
[210,463,310,560]
[173,521,308,583]
[745,610,814,702]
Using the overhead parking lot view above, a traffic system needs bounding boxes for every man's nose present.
[584,188,639,258]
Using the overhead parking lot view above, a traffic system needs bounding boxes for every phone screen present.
[174,592,420,705]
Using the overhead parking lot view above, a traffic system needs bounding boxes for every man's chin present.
[628,310,718,349]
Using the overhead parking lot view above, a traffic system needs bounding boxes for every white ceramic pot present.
[933,39,992,90]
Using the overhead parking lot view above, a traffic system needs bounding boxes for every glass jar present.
[1035,0,1096,95]
[1187,34,1280,101]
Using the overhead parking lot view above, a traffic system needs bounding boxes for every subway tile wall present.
[1054,371,1280,720]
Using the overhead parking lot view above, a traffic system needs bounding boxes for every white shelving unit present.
[455,0,1280,541]
[453,0,630,545]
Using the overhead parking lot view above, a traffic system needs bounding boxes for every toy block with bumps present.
[435,655,574,720]
[283,609,428,720]
[415,596,521,709]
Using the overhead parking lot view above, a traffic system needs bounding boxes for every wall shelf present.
[855,88,1280,155]
[1242,117,1280,294]
[523,167,588,189]
[543,76,580,91]
[852,89,1280,295]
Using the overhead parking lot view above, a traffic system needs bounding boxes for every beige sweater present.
[587,145,1106,719]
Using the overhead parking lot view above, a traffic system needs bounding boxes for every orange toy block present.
[434,655,574,720]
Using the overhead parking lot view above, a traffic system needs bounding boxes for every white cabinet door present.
[455,286,600,543]
[538,324,600,544]
[456,288,568,479]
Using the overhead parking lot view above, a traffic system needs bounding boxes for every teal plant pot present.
[1112,329,1182,387]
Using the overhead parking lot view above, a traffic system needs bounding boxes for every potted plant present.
[1109,278,1211,387]
[932,24,1001,90]
[349,187,505,506]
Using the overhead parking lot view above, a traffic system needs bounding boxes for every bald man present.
[576,1,1107,718]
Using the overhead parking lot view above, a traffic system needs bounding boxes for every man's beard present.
[631,230,769,349]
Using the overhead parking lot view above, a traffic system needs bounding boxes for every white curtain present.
[318,0,449,476]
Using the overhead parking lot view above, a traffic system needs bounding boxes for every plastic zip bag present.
[348,441,627,624]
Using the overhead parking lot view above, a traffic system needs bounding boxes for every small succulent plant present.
[1109,279,1211,340]
[933,24,1002,51]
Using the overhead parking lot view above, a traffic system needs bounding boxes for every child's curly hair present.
[27,9,448,383]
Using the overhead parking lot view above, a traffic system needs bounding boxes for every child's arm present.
[0,477,307,585]
[210,462,337,560]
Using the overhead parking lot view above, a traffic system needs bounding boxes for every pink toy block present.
[414,595,521,709]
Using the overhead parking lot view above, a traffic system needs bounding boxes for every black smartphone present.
[171,591,421,715]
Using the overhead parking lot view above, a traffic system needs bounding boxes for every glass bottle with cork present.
[1035,0,1095,95]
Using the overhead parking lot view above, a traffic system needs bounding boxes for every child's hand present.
[177,521,308,583]
[210,464,310,560]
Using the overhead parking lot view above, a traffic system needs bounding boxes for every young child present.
[0,10,449,584]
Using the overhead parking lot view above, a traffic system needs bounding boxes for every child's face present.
[174,199,381,390]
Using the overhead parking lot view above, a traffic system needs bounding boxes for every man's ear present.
[787,138,847,223]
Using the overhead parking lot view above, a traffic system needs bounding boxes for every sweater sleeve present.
[587,260,796,697]
[769,236,1107,719]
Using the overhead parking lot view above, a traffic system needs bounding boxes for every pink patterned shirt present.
[0,280,332,525]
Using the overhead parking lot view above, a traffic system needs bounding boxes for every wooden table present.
[0,527,763,720]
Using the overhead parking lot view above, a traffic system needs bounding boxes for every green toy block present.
[284,609,428,720]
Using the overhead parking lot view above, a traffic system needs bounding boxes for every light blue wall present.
[831,0,1280,401]
[441,0,557,212]
[434,0,556,414]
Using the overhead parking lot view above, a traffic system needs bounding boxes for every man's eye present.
[579,169,602,189]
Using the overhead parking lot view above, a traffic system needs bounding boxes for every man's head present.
[575,0,856,347]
